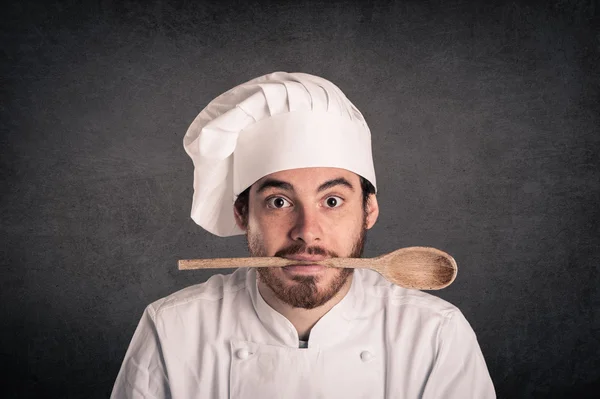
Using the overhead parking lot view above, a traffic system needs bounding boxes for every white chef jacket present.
[111,267,495,398]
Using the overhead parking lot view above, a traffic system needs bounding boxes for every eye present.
[266,196,292,209]
[324,196,343,208]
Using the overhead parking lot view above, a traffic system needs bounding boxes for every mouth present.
[282,256,328,274]
[282,264,326,274]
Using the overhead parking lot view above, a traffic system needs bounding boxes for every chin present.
[258,265,353,309]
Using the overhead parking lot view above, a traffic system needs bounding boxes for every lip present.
[284,255,327,262]
[282,256,328,274]
[282,264,326,274]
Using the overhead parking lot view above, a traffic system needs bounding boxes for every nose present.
[289,204,322,244]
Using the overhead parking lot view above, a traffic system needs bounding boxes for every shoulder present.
[147,268,249,319]
[356,268,460,319]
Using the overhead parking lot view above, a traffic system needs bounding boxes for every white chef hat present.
[183,71,377,237]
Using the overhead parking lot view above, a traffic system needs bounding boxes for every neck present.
[257,274,354,341]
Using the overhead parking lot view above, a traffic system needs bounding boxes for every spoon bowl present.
[323,246,457,290]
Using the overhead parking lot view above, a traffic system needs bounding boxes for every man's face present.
[235,167,378,309]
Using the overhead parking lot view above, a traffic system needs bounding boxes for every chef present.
[111,72,496,398]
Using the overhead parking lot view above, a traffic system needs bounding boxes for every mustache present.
[274,243,339,258]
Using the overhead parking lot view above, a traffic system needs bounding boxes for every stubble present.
[247,227,367,309]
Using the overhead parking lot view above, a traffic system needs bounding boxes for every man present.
[111,72,495,398]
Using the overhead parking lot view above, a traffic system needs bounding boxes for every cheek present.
[249,211,289,234]
[329,206,365,232]
[247,212,292,254]
[249,202,295,231]
[324,211,365,249]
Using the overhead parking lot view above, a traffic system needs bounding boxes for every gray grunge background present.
[1,0,599,397]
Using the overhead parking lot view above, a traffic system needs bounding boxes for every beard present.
[247,225,367,310]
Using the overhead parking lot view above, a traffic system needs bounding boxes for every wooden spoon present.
[178,246,457,290]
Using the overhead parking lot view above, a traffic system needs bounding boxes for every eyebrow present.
[255,177,355,194]
[317,177,355,193]
[256,179,294,194]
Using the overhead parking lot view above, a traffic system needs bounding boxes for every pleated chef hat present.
[183,71,377,237]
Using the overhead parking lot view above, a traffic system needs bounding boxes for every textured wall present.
[2,0,599,397]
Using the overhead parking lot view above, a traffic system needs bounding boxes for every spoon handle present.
[321,257,372,268]
[178,257,293,269]
[178,256,374,270]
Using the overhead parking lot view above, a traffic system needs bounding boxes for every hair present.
[234,175,376,229]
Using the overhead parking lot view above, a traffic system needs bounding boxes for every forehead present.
[252,167,360,192]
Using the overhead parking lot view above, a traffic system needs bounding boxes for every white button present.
[360,351,374,362]
[236,349,250,359]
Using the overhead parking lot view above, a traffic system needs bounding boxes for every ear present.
[233,199,248,232]
[364,194,379,230]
